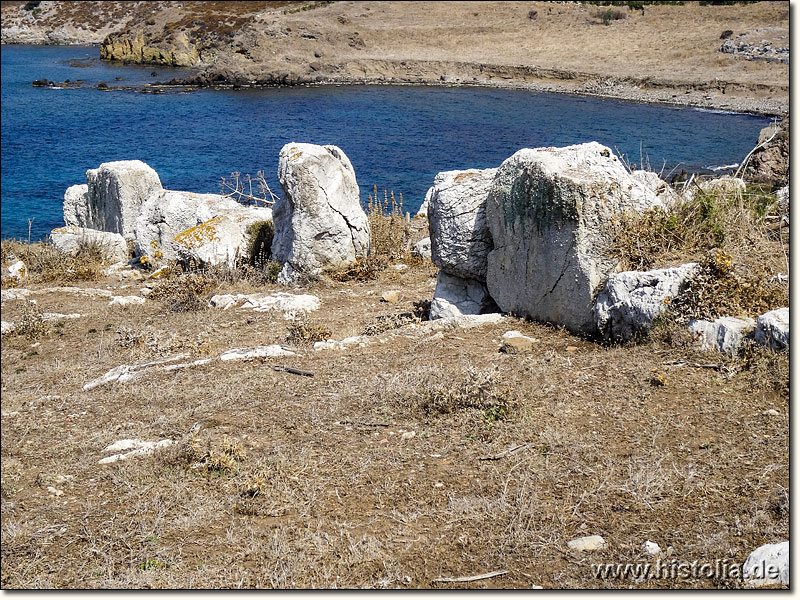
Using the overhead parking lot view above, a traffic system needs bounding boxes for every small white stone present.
[8,259,28,281]
[219,345,296,361]
[109,295,145,307]
[763,409,780,417]
[567,535,606,552]
[381,290,402,303]
[99,439,173,464]
[744,541,789,587]
[210,292,320,316]
[641,540,661,556]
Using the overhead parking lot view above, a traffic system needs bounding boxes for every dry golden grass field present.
[0,182,789,589]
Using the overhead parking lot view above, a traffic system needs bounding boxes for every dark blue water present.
[2,45,772,241]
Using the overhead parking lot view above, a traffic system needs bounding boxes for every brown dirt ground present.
[0,225,789,589]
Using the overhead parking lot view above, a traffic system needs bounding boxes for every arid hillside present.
[1,1,790,114]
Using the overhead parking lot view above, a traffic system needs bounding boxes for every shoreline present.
[163,75,786,118]
[6,42,782,117]
[2,1,788,118]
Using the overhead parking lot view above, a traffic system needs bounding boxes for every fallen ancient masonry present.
[80,314,507,390]
[422,142,787,352]
[55,144,374,277]
[425,142,670,332]
[56,159,272,269]
[271,142,371,283]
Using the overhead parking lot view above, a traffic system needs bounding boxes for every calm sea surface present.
[1,45,772,241]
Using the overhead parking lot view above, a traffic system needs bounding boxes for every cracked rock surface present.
[485,142,667,334]
[272,143,370,284]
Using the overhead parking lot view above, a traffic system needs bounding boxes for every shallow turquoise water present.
[1,45,772,241]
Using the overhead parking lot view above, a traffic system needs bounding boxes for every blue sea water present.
[1,45,773,242]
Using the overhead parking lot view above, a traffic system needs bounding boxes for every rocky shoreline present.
[161,67,787,117]
[21,63,787,117]
[4,1,789,117]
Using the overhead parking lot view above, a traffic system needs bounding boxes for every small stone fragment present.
[500,336,535,354]
[641,540,661,556]
[567,535,606,552]
[381,290,402,303]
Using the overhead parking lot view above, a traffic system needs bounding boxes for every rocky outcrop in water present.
[271,143,370,284]
[742,117,788,187]
[100,31,201,67]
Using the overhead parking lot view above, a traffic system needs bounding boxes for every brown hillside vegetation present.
[1,1,789,114]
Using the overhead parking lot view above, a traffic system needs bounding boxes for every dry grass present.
[667,249,787,323]
[1,239,109,287]
[0,258,788,588]
[367,186,411,261]
[12,302,48,340]
[612,184,783,272]
[405,366,519,422]
[147,272,219,312]
[326,255,389,283]
[326,186,427,283]
[361,301,430,336]
[0,185,788,589]
[611,182,788,327]
[285,314,332,344]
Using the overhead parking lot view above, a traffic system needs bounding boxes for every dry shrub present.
[286,315,332,344]
[115,325,145,349]
[328,185,412,282]
[410,367,518,421]
[167,433,247,474]
[361,300,430,336]
[15,303,48,340]
[612,185,781,271]
[736,340,789,394]
[1,240,106,284]
[233,456,307,517]
[596,7,627,24]
[147,272,217,312]
[326,255,388,282]
[246,220,274,268]
[367,185,411,260]
[668,249,787,324]
[647,314,697,350]
[114,325,210,357]
[199,260,281,286]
